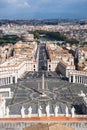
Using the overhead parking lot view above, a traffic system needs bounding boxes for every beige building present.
[48,60,58,71]
[0,56,38,86]
[21,33,34,42]
[0,44,14,64]
[46,43,75,75]
[0,41,38,86]
[58,61,75,77]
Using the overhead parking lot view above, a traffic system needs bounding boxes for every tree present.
[33,31,40,39]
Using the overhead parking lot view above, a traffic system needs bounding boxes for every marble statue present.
[21,106,25,118]
[54,105,59,117]
[80,90,86,97]
[71,107,75,117]
[46,104,50,117]
[38,105,42,117]
[6,107,9,117]
[65,105,69,117]
[28,106,32,117]
[78,90,86,97]
[0,96,6,118]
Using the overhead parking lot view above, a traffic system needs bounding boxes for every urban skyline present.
[0,11,87,129]
[0,0,87,19]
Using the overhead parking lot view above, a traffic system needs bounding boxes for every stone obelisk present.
[41,73,46,97]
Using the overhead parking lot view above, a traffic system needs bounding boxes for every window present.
[49,65,51,68]
[71,76,73,82]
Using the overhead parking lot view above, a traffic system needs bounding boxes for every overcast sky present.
[0,0,87,19]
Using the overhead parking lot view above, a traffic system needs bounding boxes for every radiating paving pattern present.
[0,71,87,130]
[2,71,86,116]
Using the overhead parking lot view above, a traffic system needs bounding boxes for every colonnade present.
[69,74,87,84]
[0,75,17,86]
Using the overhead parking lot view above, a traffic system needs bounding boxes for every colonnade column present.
[10,77,13,84]
[77,76,79,83]
[0,76,18,86]
[75,76,77,83]
[6,78,8,84]
[81,76,83,84]
[15,76,17,83]
[69,75,71,82]
[7,77,9,84]
[73,75,75,83]
[79,76,80,83]
[2,78,5,85]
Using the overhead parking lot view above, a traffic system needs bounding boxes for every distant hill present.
[0,19,87,26]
